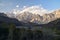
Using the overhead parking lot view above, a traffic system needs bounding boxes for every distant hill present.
[0,13,25,26]
[41,18,60,30]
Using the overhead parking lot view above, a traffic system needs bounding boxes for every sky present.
[0,0,60,12]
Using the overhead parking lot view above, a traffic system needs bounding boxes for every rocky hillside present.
[15,9,60,24]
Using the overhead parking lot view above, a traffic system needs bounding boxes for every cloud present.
[23,6,27,9]
[16,5,19,8]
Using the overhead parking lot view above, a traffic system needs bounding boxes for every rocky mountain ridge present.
[15,9,60,24]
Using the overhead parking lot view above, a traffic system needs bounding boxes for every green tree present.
[1,22,9,28]
[8,23,16,40]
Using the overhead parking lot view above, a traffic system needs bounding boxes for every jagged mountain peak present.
[52,9,60,18]
[20,6,48,16]
[11,6,49,16]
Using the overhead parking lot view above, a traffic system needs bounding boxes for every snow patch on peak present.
[20,5,48,16]
[12,9,20,15]
[12,5,49,16]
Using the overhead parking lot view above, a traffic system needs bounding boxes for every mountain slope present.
[0,13,25,26]
[42,18,60,29]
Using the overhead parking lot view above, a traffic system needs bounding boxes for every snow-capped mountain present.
[4,6,60,24]
[16,12,43,24]
[16,9,60,24]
